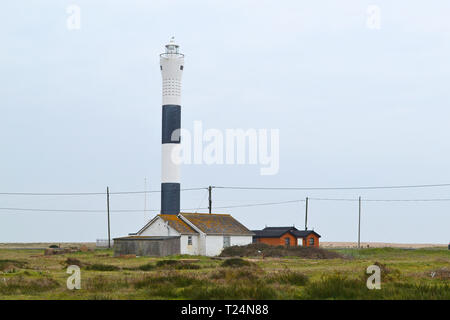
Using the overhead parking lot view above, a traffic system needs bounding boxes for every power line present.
[2,182,450,196]
[309,197,450,202]
[1,197,450,214]
[0,207,160,213]
[0,187,206,196]
[213,183,450,191]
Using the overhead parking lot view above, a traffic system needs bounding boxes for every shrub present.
[368,261,401,281]
[220,243,344,259]
[154,259,201,270]
[63,257,85,267]
[85,264,120,271]
[175,263,201,270]
[133,272,204,290]
[0,276,59,295]
[137,263,156,271]
[182,282,279,300]
[85,275,130,291]
[266,270,309,286]
[210,267,259,282]
[221,258,252,268]
[156,260,179,267]
[0,259,28,271]
[304,274,372,299]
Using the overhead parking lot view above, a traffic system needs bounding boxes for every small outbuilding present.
[252,226,321,247]
[113,236,180,257]
[115,212,254,257]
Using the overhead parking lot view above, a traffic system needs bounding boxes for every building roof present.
[114,236,180,240]
[180,213,254,236]
[252,226,320,238]
[136,214,198,235]
[159,214,198,235]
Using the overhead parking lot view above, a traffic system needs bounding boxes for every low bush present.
[266,270,309,286]
[85,275,130,291]
[221,258,253,268]
[154,259,201,270]
[0,259,28,271]
[0,276,59,295]
[156,260,179,267]
[210,267,259,282]
[220,243,344,259]
[137,263,156,271]
[303,274,369,299]
[85,264,120,271]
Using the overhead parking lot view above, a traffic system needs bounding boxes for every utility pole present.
[358,196,361,249]
[208,186,212,214]
[305,197,308,230]
[107,187,111,249]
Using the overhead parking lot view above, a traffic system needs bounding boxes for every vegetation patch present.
[221,258,253,268]
[155,259,201,270]
[210,267,259,282]
[371,261,401,281]
[266,270,309,286]
[429,267,450,280]
[85,263,120,271]
[63,257,87,267]
[220,243,344,259]
[0,259,28,270]
[136,263,156,271]
[85,275,130,291]
[0,276,59,295]
[304,274,370,299]
[0,259,28,273]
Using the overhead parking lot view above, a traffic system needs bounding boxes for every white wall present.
[231,236,253,247]
[204,235,253,256]
[138,217,179,237]
[180,234,199,255]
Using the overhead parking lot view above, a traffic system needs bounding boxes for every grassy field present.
[0,247,448,300]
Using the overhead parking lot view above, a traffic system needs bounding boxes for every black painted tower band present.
[161,104,181,215]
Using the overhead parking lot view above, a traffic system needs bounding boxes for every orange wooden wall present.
[255,232,320,247]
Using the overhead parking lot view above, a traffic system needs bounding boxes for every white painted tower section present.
[160,37,184,214]
[160,38,184,107]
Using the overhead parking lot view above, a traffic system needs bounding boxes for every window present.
[284,237,290,246]
[223,236,231,248]
[309,237,314,246]
[160,65,162,70]
[187,236,192,246]
[180,65,184,70]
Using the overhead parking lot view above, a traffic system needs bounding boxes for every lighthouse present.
[160,37,184,214]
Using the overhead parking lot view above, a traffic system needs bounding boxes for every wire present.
[194,189,209,212]
[207,199,306,209]
[0,207,160,213]
[309,197,450,202]
[2,197,450,214]
[0,187,207,196]
[213,183,450,191]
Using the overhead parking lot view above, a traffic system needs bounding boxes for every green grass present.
[0,247,448,299]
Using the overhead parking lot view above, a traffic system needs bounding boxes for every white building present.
[134,212,254,256]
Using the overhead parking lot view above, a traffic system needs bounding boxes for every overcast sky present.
[1,1,449,243]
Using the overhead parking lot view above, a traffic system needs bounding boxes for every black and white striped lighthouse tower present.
[160,37,184,214]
